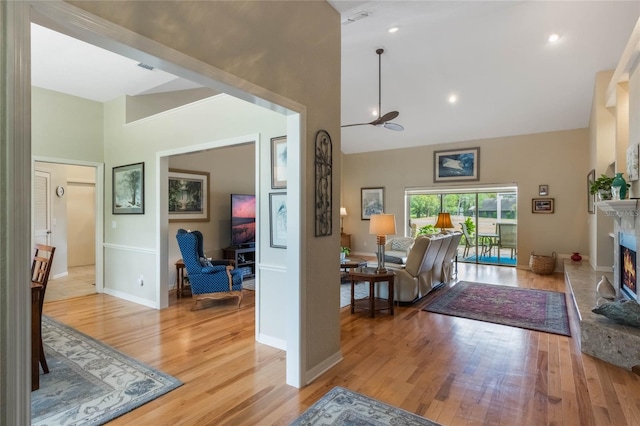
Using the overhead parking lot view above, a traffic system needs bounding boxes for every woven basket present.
[529,251,556,275]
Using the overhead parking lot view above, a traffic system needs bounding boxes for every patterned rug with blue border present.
[291,386,441,425]
[31,316,183,425]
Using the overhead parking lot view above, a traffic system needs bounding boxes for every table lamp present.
[435,212,454,233]
[369,213,396,273]
[340,207,347,234]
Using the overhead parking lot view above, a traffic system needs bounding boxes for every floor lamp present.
[369,214,396,273]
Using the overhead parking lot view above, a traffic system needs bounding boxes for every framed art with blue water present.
[434,147,480,182]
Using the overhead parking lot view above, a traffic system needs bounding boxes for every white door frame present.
[33,157,105,293]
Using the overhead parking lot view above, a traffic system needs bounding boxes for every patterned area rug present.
[423,281,571,336]
[340,282,369,308]
[291,386,441,425]
[32,316,182,425]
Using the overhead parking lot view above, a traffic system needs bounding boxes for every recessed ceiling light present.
[372,110,378,116]
[448,95,457,104]
[548,33,560,43]
[388,27,399,33]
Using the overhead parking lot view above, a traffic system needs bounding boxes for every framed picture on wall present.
[627,144,639,181]
[532,198,554,214]
[434,147,480,182]
[270,192,287,248]
[587,169,596,214]
[168,168,210,222]
[271,136,287,189]
[361,187,384,220]
[112,162,144,215]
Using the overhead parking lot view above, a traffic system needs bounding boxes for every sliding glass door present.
[407,187,517,266]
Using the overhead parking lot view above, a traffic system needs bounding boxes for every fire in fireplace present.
[619,233,638,301]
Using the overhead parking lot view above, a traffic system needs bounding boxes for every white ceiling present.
[31,2,640,154]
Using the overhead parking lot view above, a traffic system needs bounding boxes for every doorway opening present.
[33,160,103,301]
[406,186,518,267]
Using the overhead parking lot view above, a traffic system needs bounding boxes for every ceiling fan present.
[342,48,404,131]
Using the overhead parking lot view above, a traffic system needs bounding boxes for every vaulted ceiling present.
[31,2,640,154]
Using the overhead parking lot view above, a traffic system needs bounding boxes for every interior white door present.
[34,170,52,246]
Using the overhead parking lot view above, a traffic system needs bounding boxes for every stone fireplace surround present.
[564,200,640,371]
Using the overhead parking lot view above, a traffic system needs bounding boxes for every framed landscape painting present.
[434,147,480,182]
[361,187,384,220]
[112,162,144,215]
[168,169,210,222]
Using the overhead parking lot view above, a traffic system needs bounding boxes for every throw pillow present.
[391,238,413,252]
[199,257,213,267]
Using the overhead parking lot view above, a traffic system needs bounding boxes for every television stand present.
[222,246,255,279]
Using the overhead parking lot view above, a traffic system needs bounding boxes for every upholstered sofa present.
[377,233,453,303]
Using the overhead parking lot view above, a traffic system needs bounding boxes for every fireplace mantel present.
[597,200,638,220]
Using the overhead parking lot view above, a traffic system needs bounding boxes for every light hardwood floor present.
[40,264,640,425]
[44,265,96,302]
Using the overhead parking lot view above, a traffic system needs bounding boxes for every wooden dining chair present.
[31,244,55,373]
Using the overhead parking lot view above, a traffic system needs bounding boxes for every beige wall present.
[32,87,104,162]
[343,129,589,268]
[66,165,96,267]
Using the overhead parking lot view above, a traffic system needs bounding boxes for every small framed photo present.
[627,144,639,181]
[168,169,210,222]
[539,185,549,196]
[587,169,596,214]
[269,192,287,248]
[271,136,287,189]
[112,162,144,215]
[361,187,384,220]
[532,198,554,214]
[434,147,480,182]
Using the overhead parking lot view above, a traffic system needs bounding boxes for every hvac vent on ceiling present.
[342,11,371,25]
[137,63,154,71]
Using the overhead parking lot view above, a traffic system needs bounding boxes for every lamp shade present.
[340,207,347,216]
[434,212,454,229]
[435,213,454,229]
[369,214,397,236]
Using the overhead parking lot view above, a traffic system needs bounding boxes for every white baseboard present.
[257,333,286,351]
[304,350,343,385]
[51,271,69,280]
[102,287,158,309]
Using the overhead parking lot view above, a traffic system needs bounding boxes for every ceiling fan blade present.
[341,122,370,128]
[378,111,399,122]
[383,122,404,131]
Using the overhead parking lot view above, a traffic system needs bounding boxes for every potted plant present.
[340,246,350,261]
[590,174,614,201]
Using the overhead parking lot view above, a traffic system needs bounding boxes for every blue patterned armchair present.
[176,229,243,310]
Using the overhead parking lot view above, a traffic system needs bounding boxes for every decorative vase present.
[340,252,346,262]
[596,275,616,301]
[611,172,627,200]
[571,252,582,262]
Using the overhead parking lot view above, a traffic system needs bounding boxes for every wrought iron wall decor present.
[315,130,332,237]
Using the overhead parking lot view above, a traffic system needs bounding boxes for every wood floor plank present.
[39,264,640,425]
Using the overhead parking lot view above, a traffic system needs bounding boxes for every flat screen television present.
[230,194,256,247]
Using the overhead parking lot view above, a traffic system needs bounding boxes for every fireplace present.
[619,233,638,301]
